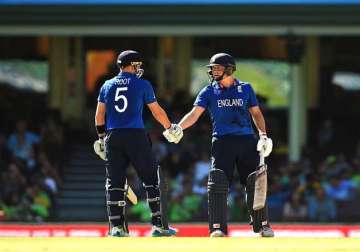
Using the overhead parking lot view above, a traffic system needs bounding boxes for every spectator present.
[307,187,337,222]
[0,163,26,201]
[323,176,357,202]
[228,189,248,222]
[169,175,203,222]
[7,120,40,165]
[351,158,360,189]
[40,118,64,167]
[0,192,26,221]
[317,120,334,148]
[150,131,168,163]
[0,116,63,223]
[192,152,210,195]
[0,133,11,169]
[22,184,51,222]
[129,200,151,222]
[38,152,62,196]
[282,192,308,221]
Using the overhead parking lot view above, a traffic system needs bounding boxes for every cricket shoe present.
[151,226,177,237]
[210,230,226,237]
[108,226,130,237]
[260,226,274,237]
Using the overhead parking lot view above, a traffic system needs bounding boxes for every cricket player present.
[94,50,181,237]
[163,53,274,237]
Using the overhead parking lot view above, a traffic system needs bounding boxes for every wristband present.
[96,125,106,138]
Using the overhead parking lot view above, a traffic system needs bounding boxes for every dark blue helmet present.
[207,53,236,81]
[207,53,236,70]
[117,50,144,78]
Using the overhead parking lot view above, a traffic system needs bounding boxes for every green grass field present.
[1,237,360,252]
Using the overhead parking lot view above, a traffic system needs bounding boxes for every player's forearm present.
[95,113,105,126]
[151,107,171,129]
[95,102,106,126]
[252,112,266,135]
[179,111,199,130]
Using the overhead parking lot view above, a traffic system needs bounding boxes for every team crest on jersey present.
[237,85,242,93]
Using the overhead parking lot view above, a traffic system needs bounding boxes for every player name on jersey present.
[115,78,131,85]
[217,98,243,108]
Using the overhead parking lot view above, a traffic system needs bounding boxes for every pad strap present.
[107,200,126,207]
[151,211,161,217]
[147,197,160,203]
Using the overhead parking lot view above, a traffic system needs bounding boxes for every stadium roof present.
[1,0,360,4]
[1,2,360,35]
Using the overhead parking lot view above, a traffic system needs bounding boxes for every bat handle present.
[259,149,265,166]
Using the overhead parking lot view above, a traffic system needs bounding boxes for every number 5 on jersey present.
[115,87,128,113]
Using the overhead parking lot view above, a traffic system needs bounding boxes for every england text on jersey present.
[217,98,243,108]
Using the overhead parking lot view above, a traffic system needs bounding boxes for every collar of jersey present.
[212,79,240,90]
[118,71,136,78]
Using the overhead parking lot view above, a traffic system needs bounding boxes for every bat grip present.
[259,150,265,166]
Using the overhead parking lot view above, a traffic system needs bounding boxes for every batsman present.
[94,50,180,237]
[163,53,274,237]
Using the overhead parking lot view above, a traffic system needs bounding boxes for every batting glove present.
[257,133,273,157]
[163,124,183,144]
[93,138,106,160]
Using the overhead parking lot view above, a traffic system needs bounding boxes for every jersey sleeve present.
[194,86,210,108]
[248,84,258,107]
[97,84,106,103]
[143,80,157,104]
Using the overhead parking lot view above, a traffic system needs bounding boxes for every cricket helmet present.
[117,50,144,78]
[207,53,236,81]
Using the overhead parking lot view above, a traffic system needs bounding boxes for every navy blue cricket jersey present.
[194,79,258,136]
[98,72,156,130]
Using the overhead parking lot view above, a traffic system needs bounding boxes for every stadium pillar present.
[49,37,85,127]
[288,36,319,162]
[289,64,306,162]
[300,37,320,149]
[288,37,306,162]
[49,37,68,111]
[173,37,192,93]
[157,37,169,96]
[62,37,85,127]
[304,36,320,109]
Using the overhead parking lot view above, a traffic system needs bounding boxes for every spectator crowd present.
[0,118,64,222]
[1,93,360,224]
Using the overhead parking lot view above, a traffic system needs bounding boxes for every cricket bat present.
[125,181,138,205]
[253,150,267,210]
